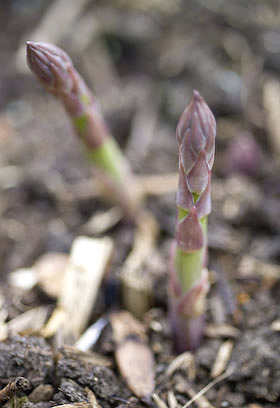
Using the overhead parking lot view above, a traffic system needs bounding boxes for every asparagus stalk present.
[169,90,216,352]
[26,41,138,217]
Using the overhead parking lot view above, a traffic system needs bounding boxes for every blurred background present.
[0,0,280,277]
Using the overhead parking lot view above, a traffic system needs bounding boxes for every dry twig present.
[152,393,168,408]
[182,367,233,408]
[0,377,30,406]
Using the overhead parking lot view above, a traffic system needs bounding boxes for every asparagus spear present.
[26,41,138,217]
[169,90,216,352]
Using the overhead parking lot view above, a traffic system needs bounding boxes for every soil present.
[0,1,280,408]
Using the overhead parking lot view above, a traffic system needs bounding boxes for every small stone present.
[29,385,54,403]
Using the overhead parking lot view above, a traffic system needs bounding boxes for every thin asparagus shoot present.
[26,41,139,217]
[169,90,216,352]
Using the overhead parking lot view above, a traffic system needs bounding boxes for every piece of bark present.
[110,311,155,399]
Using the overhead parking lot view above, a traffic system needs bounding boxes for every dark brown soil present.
[1,1,280,408]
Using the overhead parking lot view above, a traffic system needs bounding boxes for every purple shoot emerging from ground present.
[169,90,216,352]
[26,41,138,217]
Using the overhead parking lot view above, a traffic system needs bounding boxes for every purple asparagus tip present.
[26,41,73,93]
[176,90,216,217]
[192,89,203,102]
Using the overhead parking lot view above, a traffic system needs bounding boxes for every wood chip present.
[86,388,102,408]
[58,236,114,343]
[110,311,155,399]
[263,76,280,157]
[0,324,8,342]
[205,324,239,338]
[9,268,38,291]
[0,165,23,189]
[83,207,123,235]
[34,252,69,298]
[40,306,66,338]
[8,307,49,336]
[168,391,180,408]
[271,320,280,331]
[9,253,68,298]
[51,404,91,408]
[210,341,234,378]
[120,211,159,318]
[166,352,196,381]
[152,393,168,408]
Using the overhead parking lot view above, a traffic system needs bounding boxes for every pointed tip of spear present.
[177,89,216,168]
[192,89,203,102]
[26,40,73,93]
[26,40,53,86]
